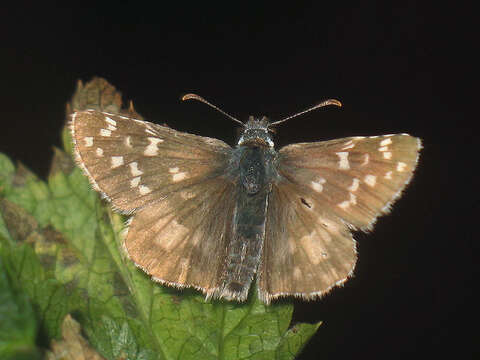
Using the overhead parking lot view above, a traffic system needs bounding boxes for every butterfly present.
[70,94,421,304]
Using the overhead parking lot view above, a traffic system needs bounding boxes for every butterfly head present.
[237,116,274,148]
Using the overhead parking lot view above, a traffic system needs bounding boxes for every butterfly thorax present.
[233,116,278,195]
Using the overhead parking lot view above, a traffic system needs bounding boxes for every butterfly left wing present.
[71,109,232,213]
[125,174,238,297]
[71,109,239,296]
[258,134,421,303]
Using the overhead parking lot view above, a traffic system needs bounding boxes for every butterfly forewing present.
[71,110,231,213]
[277,134,422,230]
[258,134,421,302]
[71,109,238,295]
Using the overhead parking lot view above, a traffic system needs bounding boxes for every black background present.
[1,2,475,359]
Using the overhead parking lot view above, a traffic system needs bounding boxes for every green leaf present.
[0,77,320,360]
[276,322,321,360]
[0,237,83,341]
[0,153,15,196]
[0,248,42,360]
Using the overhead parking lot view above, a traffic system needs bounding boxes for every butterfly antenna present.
[182,93,245,126]
[268,99,342,127]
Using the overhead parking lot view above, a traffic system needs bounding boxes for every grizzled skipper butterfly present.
[70,94,421,304]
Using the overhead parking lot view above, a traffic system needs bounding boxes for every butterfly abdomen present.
[219,146,274,301]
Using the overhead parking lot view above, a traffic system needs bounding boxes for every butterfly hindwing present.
[258,181,357,304]
[125,175,237,296]
[258,134,421,302]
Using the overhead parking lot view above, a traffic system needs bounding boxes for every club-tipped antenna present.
[182,93,245,126]
[268,99,342,127]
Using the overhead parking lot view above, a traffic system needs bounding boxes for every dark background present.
[1,2,475,359]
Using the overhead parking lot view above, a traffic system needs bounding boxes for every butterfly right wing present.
[258,134,421,303]
[71,109,238,296]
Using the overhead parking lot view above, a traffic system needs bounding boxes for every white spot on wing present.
[338,193,357,209]
[364,174,377,187]
[125,136,132,148]
[139,185,151,195]
[384,171,393,179]
[335,152,350,170]
[180,190,196,200]
[311,177,326,192]
[100,129,111,137]
[144,137,164,156]
[383,151,392,159]
[96,148,103,157]
[130,176,141,188]
[380,138,392,146]
[107,124,117,131]
[397,162,407,172]
[111,156,124,168]
[129,162,143,176]
[172,172,187,182]
[348,178,360,192]
[84,137,93,147]
[169,167,179,173]
[378,146,389,152]
[105,116,117,126]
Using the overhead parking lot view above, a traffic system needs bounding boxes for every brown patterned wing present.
[71,109,236,295]
[125,176,237,296]
[258,134,421,303]
[71,109,231,213]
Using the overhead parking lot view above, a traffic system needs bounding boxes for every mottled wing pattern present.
[71,109,236,295]
[125,175,236,296]
[259,181,357,303]
[258,134,421,303]
[71,110,232,212]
